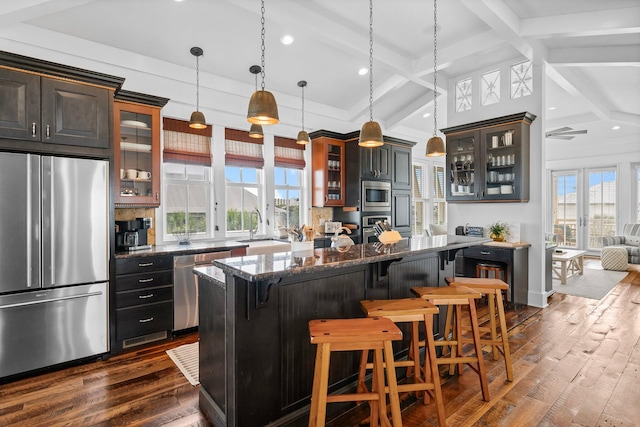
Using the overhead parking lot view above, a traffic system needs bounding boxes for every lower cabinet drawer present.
[463,246,511,262]
[116,270,172,292]
[116,302,173,341]
[115,285,173,309]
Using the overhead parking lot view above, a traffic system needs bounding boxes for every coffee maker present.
[115,217,152,251]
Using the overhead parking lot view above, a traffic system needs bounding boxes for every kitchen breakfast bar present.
[194,235,489,427]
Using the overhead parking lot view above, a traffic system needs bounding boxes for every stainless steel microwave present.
[361,180,391,212]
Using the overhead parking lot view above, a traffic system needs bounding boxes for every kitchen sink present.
[243,239,291,255]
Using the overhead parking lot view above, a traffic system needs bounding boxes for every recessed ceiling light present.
[280,34,294,45]
[358,68,368,76]
[174,0,184,2]
[612,125,621,130]
[423,112,431,118]
[548,106,556,110]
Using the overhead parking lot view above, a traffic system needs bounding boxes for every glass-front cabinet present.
[443,112,536,203]
[311,136,345,207]
[114,100,162,206]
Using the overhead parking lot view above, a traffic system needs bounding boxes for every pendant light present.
[247,0,279,125]
[359,0,383,148]
[189,46,207,129]
[248,65,264,138]
[426,0,445,156]
[296,80,310,145]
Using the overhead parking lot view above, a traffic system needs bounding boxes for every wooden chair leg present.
[496,289,514,381]
[423,313,446,427]
[382,342,403,427]
[467,299,490,401]
[454,304,464,375]
[309,343,331,427]
[488,293,499,359]
[357,349,370,394]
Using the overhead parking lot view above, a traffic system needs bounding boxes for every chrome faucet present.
[249,208,263,240]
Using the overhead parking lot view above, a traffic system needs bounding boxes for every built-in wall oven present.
[362,214,392,243]
[362,180,391,212]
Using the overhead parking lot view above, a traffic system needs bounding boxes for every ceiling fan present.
[545,126,587,140]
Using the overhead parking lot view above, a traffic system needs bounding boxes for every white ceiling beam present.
[548,46,640,67]
[552,67,614,122]
[346,74,407,122]
[385,95,434,131]
[520,7,640,38]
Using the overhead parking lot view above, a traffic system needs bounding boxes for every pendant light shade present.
[426,0,445,156]
[249,123,264,139]
[359,0,383,148]
[247,0,279,125]
[296,130,310,145]
[426,136,445,156]
[247,90,279,125]
[359,121,384,148]
[189,46,207,129]
[296,80,310,145]
[248,65,264,138]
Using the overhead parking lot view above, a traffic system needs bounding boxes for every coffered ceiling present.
[1,0,638,144]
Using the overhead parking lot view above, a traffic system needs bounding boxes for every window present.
[274,167,302,231]
[511,60,532,99]
[412,161,446,236]
[225,166,261,234]
[225,129,265,236]
[455,77,472,112]
[164,163,211,240]
[481,69,500,106]
[161,118,212,243]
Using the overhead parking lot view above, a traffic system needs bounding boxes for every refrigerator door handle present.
[42,156,56,287]
[28,154,42,289]
[0,290,103,310]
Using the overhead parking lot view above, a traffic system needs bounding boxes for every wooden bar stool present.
[358,298,446,427]
[308,317,403,427]
[445,277,513,381]
[410,286,490,402]
[476,262,506,281]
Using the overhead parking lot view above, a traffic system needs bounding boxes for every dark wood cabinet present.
[361,144,391,180]
[391,145,411,190]
[311,136,345,207]
[113,255,173,352]
[0,51,124,157]
[0,68,40,140]
[442,112,536,203]
[114,94,166,207]
[392,189,412,237]
[0,68,110,149]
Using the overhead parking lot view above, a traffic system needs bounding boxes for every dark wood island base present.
[195,235,490,426]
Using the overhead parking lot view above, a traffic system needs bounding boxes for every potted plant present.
[488,221,509,242]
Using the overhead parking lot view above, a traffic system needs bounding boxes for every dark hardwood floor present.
[1,262,638,427]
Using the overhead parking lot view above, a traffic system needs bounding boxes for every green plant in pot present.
[488,221,509,242]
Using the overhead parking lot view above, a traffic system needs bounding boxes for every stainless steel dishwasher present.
[173,251,231,331]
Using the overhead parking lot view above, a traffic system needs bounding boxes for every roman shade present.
[274,136,306,169]
[225,128,264,168]
[163,117,212,166]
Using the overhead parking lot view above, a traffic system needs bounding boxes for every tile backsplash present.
[310,207,334,232]
[115,208,156,245]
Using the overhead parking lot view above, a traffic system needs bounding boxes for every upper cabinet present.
[361,144,391,180]
[391,145,411,190]
[114,91,168,207]
[0,50,124,157]
[311,136,345,207]
[442,112,536,203]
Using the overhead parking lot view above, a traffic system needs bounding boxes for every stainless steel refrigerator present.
[0,153,109,378]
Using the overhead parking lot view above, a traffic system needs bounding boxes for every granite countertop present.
[196,234,490,283]
[115,240,249,259]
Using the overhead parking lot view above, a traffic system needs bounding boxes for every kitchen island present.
[194,235,489,427]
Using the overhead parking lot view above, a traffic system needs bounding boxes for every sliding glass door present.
[551,168,616,253]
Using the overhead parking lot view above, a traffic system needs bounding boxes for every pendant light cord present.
[301,84,305,131]
[260,0,266,90]
[196,54,200,111]
[432,0,438,137]
[368,0,374,122]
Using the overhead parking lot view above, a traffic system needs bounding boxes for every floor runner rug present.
[553,264,627,300]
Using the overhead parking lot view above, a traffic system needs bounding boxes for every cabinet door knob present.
[155,192,159,201]
[45,125,50,139]
[31,123,37,137]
